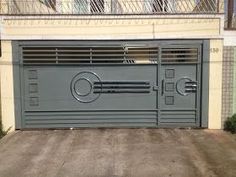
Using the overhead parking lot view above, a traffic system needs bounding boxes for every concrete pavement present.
[0,129,236,177]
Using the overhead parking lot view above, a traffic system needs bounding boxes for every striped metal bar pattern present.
[21,46,199,65]
[0,0,220,15]
[22,46,159,64]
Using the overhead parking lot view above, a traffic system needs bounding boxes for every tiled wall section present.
[222,46,235,125]
[234,48,236,114]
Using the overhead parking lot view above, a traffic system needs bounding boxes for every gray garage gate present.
[13,40,209,129]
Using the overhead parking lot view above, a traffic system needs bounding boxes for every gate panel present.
[23,66,157,111]
[160,65,197,109]
[159,46,201,127]
[21,44,159,128]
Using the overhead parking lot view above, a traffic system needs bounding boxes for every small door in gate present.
[159,46,201,127]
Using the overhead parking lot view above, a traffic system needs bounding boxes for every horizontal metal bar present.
[22,60,196,64]
[24,122,157,126]
[23,58,157,61]
[161,58,198,60]
[23,49,159,53]
[25,113,157,117]
[161,62,199,64]
[23,54,158,57]
[162,48,198,51]
[24,109,159,113]
[185,87,197,89]
[93,90,150,93]
[162,54,198,56]
[93,86,151,89]
[160,109,197,111]
[22,63,158,66]
[94,81,150,84]
[185,90,197,93]
[24,112,157,116]
[161,112,196,115]
[25,119,157,123]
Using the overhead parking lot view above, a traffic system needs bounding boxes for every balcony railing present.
[225,0,236,30]
[225,14,236,29]
[0,0,220,15]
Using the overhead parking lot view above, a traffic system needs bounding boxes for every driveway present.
[0,129,235,177]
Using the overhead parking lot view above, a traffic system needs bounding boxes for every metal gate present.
[16,41,202,128]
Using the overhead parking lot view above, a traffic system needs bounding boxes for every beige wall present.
[208,39,223,129]
[0,16,222,40]
[224,31,236,46]
[0,40,15,132]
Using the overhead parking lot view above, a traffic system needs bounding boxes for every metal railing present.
[233,15,236,28]
[224,0,236,30]
[0,0,220,15]
[225,14,236,29]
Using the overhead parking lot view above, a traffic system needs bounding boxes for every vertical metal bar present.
[90,48,92,63]
[217,0,220,13]
[162,0,165,12]
[7,0,10,14]
[20,45,26,128]
[56,47,58,64]
[111,0,113,13]
[157,47,162,126]
[161,79,164,95]
[124,47,126,61]
[195,45,201,127]
[228,0,234,29]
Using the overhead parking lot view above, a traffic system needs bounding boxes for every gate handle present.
[161,79,164,96]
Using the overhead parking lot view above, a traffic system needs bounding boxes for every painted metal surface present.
[14,40,204,128]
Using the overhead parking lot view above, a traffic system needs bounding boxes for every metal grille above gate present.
[22,46,159,64]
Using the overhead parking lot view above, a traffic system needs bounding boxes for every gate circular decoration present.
[176,77,193,96]
[70,71,101,103]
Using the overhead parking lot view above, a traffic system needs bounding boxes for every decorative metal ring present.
[176,77,192,96]
[74,78,92,97]
[70,71,102,103]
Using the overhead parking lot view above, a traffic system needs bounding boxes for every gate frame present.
[12,40,210,129]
